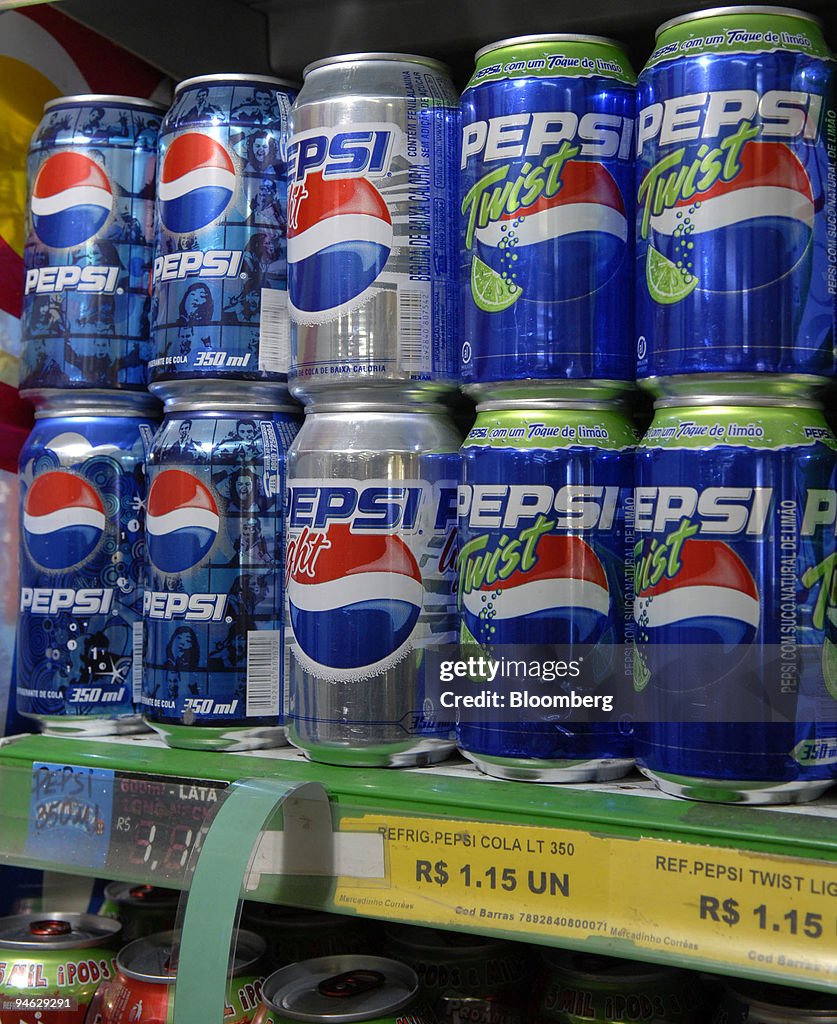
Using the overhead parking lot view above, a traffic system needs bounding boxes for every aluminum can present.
[385,925,527,1024]
[287,54,459,400]
[16,390,160,735]
[142,381,301,750]
[151,74,298,394]
[0,912,121,1024]
[286,395,460,766]
[86,928,265,1024]
[459,36,635,394]
[99,884,179,943]
[713,981,837,1023]
[241,904,378,971]
[531,949,704,1024]
[457,396,636,782]
[20,94,164,393]
[253,955,429,1024]
[634,395,837,804]
[636,8,836,388]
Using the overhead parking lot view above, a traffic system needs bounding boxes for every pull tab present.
[163,954,179,976]
[318,970,385,999]
[129,884,169,902]
[30,919,72,937]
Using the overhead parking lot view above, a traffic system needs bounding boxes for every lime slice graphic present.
[646,244,698,305]
[823,636,837,701]
[471,255,522,312]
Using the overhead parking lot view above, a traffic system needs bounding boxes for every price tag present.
[334,814,837,987]
[26,762,115,869]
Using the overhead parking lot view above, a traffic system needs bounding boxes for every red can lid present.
[30,919,72,937]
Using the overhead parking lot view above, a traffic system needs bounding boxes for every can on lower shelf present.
[99,883,180,942]
[713,980,837,1023]
[240,904,378,970]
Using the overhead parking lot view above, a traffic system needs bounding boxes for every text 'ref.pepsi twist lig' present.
[286,395,460,767]
[287,54,459,400]
[634,396,837,804]
[20,95,164,393]
[459,36,635,393]
[457,396,635,782]
[17,391,160,735]
[150,74,298,395]
[636,7,836,388]
[142,381,301,751]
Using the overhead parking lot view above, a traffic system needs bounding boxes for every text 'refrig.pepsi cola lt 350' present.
[636,7,836,390]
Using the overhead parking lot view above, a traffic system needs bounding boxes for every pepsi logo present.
[146,470,220,574]
[462,535,610,647]
[31,153,113,249]
[288,172,393,321]
[158,133,236,234]
[24,471,106,570]
[474,161,627,302]
[649,141,814,293]
[288,524,422,679]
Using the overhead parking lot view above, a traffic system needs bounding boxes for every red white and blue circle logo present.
[158,133,236,234]
[288,524,422,680]
[146,470,220,574]
[462,534,610,647]
[31,153,113,249]
[288,172,393,322]
[23,471,106,570]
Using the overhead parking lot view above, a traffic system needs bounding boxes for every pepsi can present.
[16,391,159,734]
[151,74,298,394]
[713,981,837,1023]
[459,36,635,394]
[20,94,164,392]
[457,396,636,781]
[636,7,836,387]
[286,395,460,766]
[287,54,459,400]
[634,394,837,803]
[142,381,301,750]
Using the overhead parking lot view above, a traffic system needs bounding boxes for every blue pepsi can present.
[287,54,459,401]
[636,8,836,387]
[142,381,301,750]
[459,36,636,394]
[151,74,298,395]
[456,398,636,782]
[16,390,160,734]
[20,95,165,392]
[634,395,837,804]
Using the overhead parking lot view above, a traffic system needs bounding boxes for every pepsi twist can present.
[21,95,164,392]
[17,391,159,735]
[287,54,459,399]
[151,74,298,393]
[459,36,635,392]
[634,398,837,803]
[457,398,635,781]
[142,382,301,750]
[636,8,836,386]
[286,397,460,766]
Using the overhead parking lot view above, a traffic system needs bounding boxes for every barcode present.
[132,622,144,703]
[259,289,291,374]
[398,288,429,371]
[282,642,291,719]
[246,630,281,716]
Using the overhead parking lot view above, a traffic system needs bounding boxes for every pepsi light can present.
[16,391,160,735]
[459,36,635,393]
[286,396,460,766]
[20,94,164,392]
[457,397,636,782]
[287,54,459,400]
[634,395,837,803]
[151,74,298,395]
[142,381,301,750]
[636,7,836,387]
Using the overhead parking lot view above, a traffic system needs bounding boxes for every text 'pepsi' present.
[634,398,837,805]
[20,95,164,393]
[287,54,459,400]
[16,392,160,734]
[285,398,460,767]
[636,8,836,385]
[151,75,298,394]
[459,36,635,394]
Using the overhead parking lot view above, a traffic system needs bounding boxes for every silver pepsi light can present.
[287,54,460,400]
[286,393,460,766]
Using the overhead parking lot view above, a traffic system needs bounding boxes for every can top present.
[653,395,822,409]
[303,52,450,79]
[150,379,301,415]
[103,882,180,908]
[242,904,345,929]
[23,389,162,419]
[474,33,623,61]
[543,949,680,984]
[640,373,827,403]
[260,956,419,1023]
[117,929,265,983]
[385,924,506,954]
[175,72,300,94]
[725,982,837,1022]
[0,913,121,950]
[656,5,822,37]
[43,94,167,113]
[303,397,450,415]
